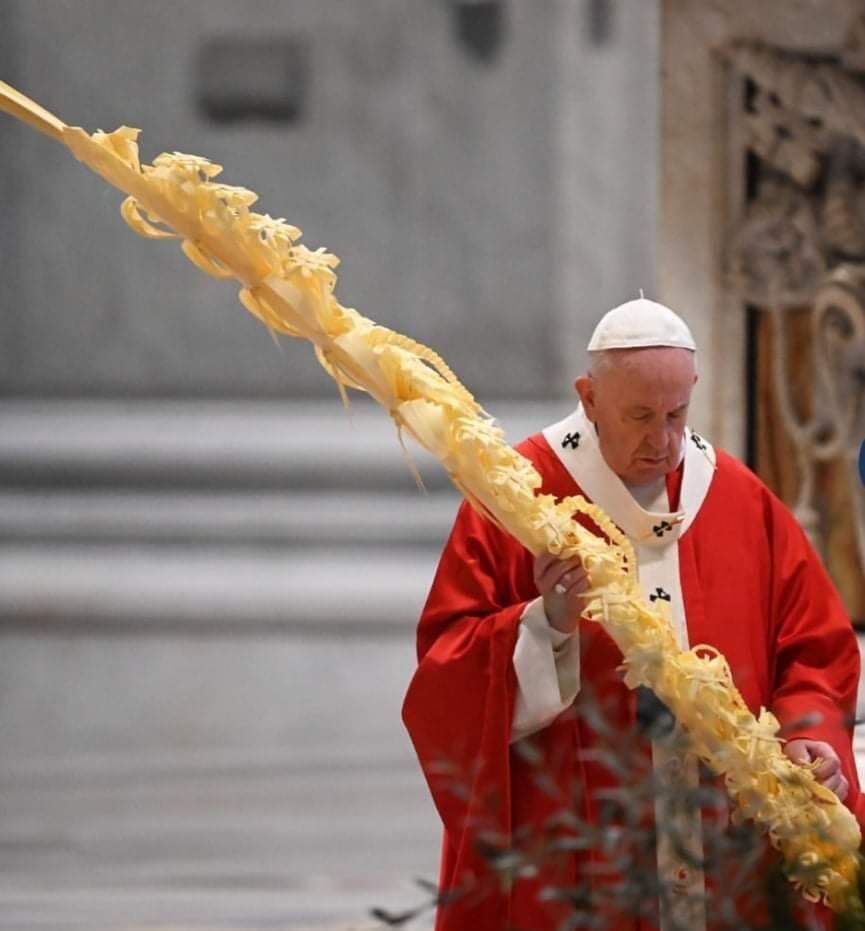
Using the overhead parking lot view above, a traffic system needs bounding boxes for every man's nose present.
[646,425,668,452]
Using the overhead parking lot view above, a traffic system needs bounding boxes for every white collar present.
[542,405,716,546]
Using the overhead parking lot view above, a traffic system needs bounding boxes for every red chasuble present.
[402,417,862,931]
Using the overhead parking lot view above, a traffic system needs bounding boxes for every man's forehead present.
[591,350,697,409]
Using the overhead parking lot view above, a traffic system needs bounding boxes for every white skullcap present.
[587,297,696,352]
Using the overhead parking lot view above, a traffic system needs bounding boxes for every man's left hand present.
[783,739,849,801]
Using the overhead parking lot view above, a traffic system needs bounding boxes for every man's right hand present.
[533,553,590,635]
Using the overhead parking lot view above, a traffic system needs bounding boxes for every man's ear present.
[574,374,596,421]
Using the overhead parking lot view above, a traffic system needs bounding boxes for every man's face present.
[575,347,697,487]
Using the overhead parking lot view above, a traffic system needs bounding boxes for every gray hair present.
[587,347,698,378]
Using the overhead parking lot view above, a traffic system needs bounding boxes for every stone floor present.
[0,637,442,931]
[0,400,458,931]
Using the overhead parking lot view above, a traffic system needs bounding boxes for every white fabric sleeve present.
[510,597,581,743]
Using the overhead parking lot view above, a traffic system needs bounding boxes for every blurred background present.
[1,1,864,929]
[0,2,658,928]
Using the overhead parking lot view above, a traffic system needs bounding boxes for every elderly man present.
[402,299,862,931]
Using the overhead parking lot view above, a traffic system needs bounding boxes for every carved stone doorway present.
[661,0,865,624]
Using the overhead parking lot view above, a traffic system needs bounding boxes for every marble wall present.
[659,0,860,454]
[1,0,659,402]
[0,3,22,388]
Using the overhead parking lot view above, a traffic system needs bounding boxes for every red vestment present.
[402,430,862,931]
